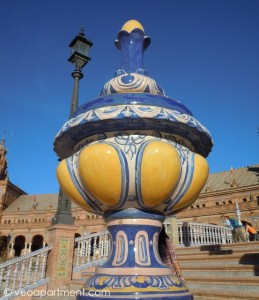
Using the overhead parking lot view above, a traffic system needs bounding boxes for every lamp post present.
[52,28,93,225]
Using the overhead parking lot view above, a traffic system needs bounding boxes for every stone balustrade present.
[0,245,52,298]
[73,230,111,272]
[72,221,233,270]
[177,221,233,246]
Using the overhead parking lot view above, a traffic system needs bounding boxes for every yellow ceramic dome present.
[121,20,144,33]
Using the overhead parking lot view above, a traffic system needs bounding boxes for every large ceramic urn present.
[54,20,213,300]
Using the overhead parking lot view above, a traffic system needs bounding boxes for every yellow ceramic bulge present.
[56,160,93,212]
[56,138,209,215]
[172,153,209,212]
[78,143,122,207]
[140,141,181,208]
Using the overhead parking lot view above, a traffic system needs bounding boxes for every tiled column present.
[46,224,77,289]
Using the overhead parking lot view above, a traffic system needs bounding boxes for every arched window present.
[215,202,220,206]
[31,235,44,252]
[228,200,232,204]
[13,235,26,257]
[74,233,81,248]
[0,236,8,255]
[243,198,247,202]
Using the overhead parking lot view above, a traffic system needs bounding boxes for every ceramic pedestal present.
[54,20,213,300]
[78,209,193,300]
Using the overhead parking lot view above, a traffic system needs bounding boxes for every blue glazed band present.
[103,208,165,222]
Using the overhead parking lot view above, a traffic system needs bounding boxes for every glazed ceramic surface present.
[54,20,212,300]
[57,130,209,215]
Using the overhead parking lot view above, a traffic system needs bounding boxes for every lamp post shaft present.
[52,29,92,225]
[70,70,84,118]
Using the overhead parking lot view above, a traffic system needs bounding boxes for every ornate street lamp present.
[68,27,93,118]
[52,28,93,225]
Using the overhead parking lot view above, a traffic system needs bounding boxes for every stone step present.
[186,281,259,293]
[176,242,259,254]
[190,287,259,300]
[178,252,259,262]
[186,275,259,284]
[180,259,259,268]
[183,268,256,277]
[177,245,259,257]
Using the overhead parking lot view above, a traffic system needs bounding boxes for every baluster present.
[103,235,107,257]
[189,224,193,245]
[80,240,85,264]
[33,254,40,283]
[213,227,217,244]
[224,228,228,243]
[87,238,91,263]
[99,238,104,259]
[216,227,219,244]
[200,226,205,244]
[212,227,216,244]
[19,259,26,288]
[209,226,212,244]
[220,228,223,244]
[183,224,186,245]
[206,226,209,244]
[208,227,212,244]
[179,224,184,246]
[194,225,198,245]
[12,262,19,289]
[0,268,4,289]
[92,236,97,261]
[206,226,210,244]
[40,251,48,279]
[105,234,110,257]
[26,257,33,286]
[197,225,201,245]
[195,225,198,245]
[217,227,221,243]
[5,265,12,290]
[211,227,215,244]
[75,241,81,266]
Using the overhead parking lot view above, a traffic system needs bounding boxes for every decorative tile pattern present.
[56,237,70,278]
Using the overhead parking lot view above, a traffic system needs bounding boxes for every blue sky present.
[0,0,258,194]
